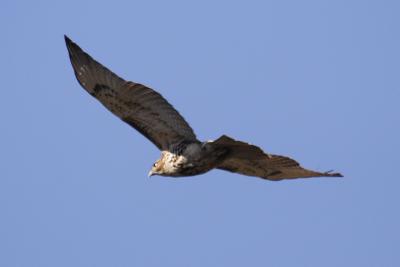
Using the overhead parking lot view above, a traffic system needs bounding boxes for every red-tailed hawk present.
[65,35,343,181]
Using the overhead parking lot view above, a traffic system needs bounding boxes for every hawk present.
[65,35,343,181]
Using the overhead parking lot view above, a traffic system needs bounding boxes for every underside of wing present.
[65,36,197,150]
[214,135,343,181]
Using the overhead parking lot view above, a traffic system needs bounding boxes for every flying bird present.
[65,35,343,181]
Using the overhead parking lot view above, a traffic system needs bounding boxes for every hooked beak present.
[148,170,154,177]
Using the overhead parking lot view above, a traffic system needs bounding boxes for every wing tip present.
[64,34,73,49]
[324,170,344,178]
[64,34,80,54]
[64,34,70,43]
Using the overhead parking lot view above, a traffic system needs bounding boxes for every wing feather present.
[65,36,197,150]
[214,135,343,181]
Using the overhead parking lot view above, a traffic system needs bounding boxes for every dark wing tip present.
[64,35,82,55]
[325,170,344,177]
[64,34,73,49]
[64,34,70,43]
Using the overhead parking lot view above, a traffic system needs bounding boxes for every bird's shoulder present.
[169,140,202,156]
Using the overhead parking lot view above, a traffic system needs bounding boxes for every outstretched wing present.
[214,135,343,181]
[65,35,197,150]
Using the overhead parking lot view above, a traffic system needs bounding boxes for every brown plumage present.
[65,35,343,181]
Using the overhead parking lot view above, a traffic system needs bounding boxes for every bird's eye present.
[153,163,157,167]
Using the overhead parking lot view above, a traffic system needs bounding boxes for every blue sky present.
[1,0,399,266]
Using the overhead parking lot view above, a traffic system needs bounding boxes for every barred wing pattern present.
[214,135,343,180]
[65,36,197,150]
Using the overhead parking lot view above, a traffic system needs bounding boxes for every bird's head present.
[148,159,164,177]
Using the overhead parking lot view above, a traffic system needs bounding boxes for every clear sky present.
[1,0,399,266]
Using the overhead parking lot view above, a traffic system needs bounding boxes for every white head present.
[148,152,181,177]
[148,158,164,177]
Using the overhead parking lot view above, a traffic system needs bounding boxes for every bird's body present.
[151,141,228,177]
[65,35,343,181]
